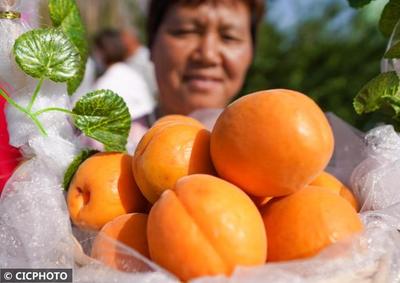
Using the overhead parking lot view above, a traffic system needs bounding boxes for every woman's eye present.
[170,28,197,36]
[221,33,241,42]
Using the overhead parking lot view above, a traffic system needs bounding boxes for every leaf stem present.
[0,87,29,115]
[27,77,44,112]
[34,107,74,116]
[30,114,48,136]
[0,87,48,136]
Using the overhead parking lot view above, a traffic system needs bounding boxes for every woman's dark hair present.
[146,0,265,49]
[93,28,127,65]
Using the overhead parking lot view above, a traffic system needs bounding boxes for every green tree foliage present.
[240,3,386,130]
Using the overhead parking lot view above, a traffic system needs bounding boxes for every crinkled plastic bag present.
[0,2,33,90]
[0,81,178,282]
[190,119,400,283]
[0,14,178,279]
[2,88,400,282]
[351,126,400,212]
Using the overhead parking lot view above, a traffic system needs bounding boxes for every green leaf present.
[57,6,88,59]
[63,149,98,190]
[67,64,85,95]
[60,10,88,95]
[379,0,400,38]
[48,0,75,26]
[354,71,400,118]
[49,0,88,95]
[347,0,375,8]
[384,41,400,58]
[13,28,80,82]
[72,90,131,152]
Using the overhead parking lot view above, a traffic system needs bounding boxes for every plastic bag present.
[2,93,400,282]
[192,119,400,283]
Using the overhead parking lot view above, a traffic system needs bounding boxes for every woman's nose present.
[192,33,221,66]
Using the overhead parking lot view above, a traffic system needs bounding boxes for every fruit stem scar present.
[77,187,90,205]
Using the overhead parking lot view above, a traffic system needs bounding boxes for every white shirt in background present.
[94,62,155,120]
[71,58,97,105]
[125,46,158,99]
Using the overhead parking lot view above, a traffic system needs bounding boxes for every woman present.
[130,0,264,143]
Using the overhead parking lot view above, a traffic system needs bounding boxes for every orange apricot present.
[261,186,363,262]
[210,89,334,197]
[67,153,147,230]
[153,114,204,128]
[91,213,149,272]
[310,171,360,211]
[147,174,267,281]
[251,196,273,208]
[133,121,215,203]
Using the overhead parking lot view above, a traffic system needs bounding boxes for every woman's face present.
[151,1,253,115]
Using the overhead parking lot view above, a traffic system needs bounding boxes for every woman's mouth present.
[183,75,223,92]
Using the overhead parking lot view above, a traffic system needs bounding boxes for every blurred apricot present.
[261,186,363,262]
[133,119,215,203]
[147,174,267,281]
[67,153,147,230]
[310,171,360,211]
[91,213,149,272]
[210,89,334,197]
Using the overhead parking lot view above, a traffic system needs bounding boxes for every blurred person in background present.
[92,28,155,120]
[89,28,155,152]
[131,0,264,133]
[121,27,158,100]
[70,58,97,105]
[82,0,264,152]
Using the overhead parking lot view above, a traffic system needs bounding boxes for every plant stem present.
[0,87,48,136]
[30,114,48,136]
[27,77,44,112]
[0,87,29,115]
[34,107,74,116]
